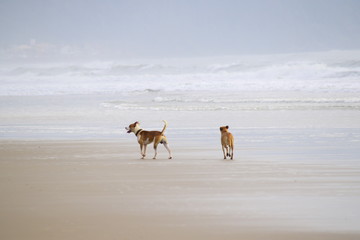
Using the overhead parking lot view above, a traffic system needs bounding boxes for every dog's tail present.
[161,120,168,134]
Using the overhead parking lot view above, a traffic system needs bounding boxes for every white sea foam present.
[1,51,360,111]
[1,51,360,96]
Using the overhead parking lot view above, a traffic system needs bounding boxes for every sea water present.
[0,50,360,140]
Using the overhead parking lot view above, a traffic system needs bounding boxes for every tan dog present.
[220,125,234,160]
[125,120,172,159]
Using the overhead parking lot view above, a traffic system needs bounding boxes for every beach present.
[1,132,360,240]
[1,52,360,239]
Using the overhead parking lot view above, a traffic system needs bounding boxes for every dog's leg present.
[153,143,158,159]
[142,144,147,159]
[163,142,172,159]
[222,145,226,159]
[230,145,234,160]
[226,146,230,157]
[140,144,144,159]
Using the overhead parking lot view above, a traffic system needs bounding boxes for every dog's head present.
[125,121,139,133]
[219,125,229,133]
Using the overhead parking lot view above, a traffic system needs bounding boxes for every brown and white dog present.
[220,125,234,160]
[125,120,172,159]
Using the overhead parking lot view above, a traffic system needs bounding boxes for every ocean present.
[0,50,360,139]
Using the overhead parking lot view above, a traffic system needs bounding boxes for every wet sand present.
[1,139,359,240]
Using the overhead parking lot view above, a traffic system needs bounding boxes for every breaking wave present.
[1,51,360,96]
[102,95,360,111]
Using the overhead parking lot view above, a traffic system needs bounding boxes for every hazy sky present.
[1,0,360,59]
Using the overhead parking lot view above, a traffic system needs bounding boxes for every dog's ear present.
[135,121,139,125]
[219,127,222,131]
[226,125,229,129]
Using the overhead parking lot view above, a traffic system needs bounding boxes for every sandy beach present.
[1,131,359,240]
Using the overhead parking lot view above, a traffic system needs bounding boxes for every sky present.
[1,0,360,60]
